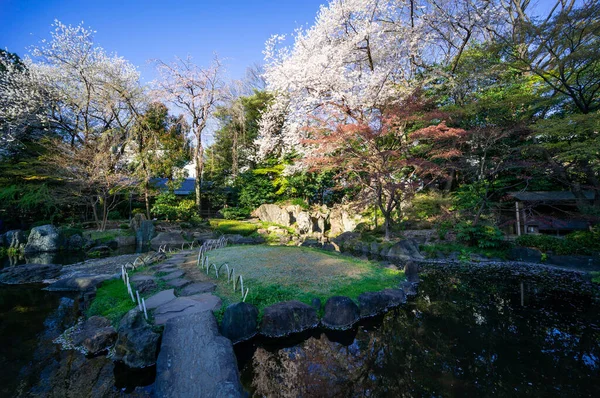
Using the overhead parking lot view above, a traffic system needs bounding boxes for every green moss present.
[87,279,136,325]
[591,272,600,284]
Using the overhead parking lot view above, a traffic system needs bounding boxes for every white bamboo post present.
[142,298,148,320]
[127,281,135,303]
[243,288,249,302]
[121,265,126,283]
[136,291,142,310]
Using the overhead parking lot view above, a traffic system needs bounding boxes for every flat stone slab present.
[162,270,185,281]
[144,289,176,310]
[179,282,216,296]
[155,266,178,273]
[186,293,222,310]
[166,278,191,288]
[153,296,219,325]
[155,311,244,397]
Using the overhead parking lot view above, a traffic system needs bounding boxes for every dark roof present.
[150,178,196,195]
[509,191,596,202]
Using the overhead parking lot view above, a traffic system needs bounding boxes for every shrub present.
[405,192,453,223]
[289,198,309,210]
[151,193,198,221]
[131,208,146,216]
[221,207,251,220]
[176,199,197,221]
[107,210,122,220]
[455,221,506,249]
[516,229,600,255]
[119,223,130,230]
[59,226,83,238]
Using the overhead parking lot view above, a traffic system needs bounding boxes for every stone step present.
[162,270,185,281]
[153,296,220,325]
[144,289,176,310]
[166,278,192,288]
[178,282,217,296]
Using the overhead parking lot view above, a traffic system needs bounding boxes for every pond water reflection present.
[238,265,600,397]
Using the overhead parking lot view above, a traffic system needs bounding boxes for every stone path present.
[133,249,241,397]
[135,251,220,325]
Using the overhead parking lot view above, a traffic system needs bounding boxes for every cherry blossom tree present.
[152,55,225,209]
[0,50,49,157]
[255,0,504,160]
[2,20,147,229]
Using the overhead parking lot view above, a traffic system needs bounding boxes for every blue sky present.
[0,0,327,82]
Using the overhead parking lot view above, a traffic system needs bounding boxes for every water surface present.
[239,265,600,397]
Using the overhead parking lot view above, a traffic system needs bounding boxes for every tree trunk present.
[194,140,204,212]
[90,197,100,230]
[144,182,151,220]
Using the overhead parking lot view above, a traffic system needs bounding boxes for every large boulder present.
[296,211,313,234]
[509,246,542,263]
[136,220,155,249]
[220,302,259,343]
[155,311,244,398]
[384,239,423,260]
[114,235,136,247]
[224,234,265,245]
[150,232,187,250]
[253,204,292,227]
[357,289,406,318]
[113,309,160,368]
[321,296,359,330]
[24,225,64,253]
[0,263,62,284]
[329,206,360,236]
[260,301,318,338]
[4,229,27,250]
[72,316,117,355]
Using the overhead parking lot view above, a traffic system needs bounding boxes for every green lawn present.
[200,245,405,314]
[209,219,258,236]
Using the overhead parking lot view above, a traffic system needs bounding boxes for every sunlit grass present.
[201,245,404,314]
[209,219,258,236]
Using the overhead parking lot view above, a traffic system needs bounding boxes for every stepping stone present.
[186,293,222,310]
[154,297,218,325]
[179,282,216,296]
[166,278,192,288]
[145,289,176,310]
[156,264,179,271]
[162,270,185,281]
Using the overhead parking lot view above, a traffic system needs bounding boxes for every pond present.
[0,248,152,397]
[237,264,600,397]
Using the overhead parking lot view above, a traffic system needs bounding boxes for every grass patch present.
[200,245,404,315]
[87,228,135,243]
[591,272,600,284]
[209,219,258,236]
[87,279,136,325]
[420,242,509,260]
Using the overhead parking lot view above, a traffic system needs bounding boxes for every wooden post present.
[515,201,521,236]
